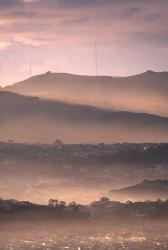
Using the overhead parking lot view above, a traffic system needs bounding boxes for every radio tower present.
[94,42,98,76]
[0,61,2,86]
[29,63,32,78]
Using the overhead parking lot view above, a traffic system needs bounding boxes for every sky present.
[0,0,168,86]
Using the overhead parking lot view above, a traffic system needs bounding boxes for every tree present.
[59,201,66,209]
[53,139,63,147]
[100,197,110,204]
[69,201,81,212]
[48,199,59,208]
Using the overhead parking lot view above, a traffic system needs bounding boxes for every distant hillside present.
[0,91,168,143]
[109,180,168,201]
[3,70,168,116]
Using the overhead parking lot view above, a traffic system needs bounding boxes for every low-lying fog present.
[0,159,167,204]
[1,118,168,144]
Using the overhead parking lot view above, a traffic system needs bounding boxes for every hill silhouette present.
[3,70,168,116]
[109,179,168,201]
[0,91,168,143]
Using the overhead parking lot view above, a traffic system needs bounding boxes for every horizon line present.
[1,69,168,88]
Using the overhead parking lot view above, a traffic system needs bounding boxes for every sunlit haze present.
[0,1,168,249]
[0,0,168,86]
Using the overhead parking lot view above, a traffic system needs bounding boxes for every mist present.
[4,71,168,117]
[1,91,168,144]
[1,142,168,205]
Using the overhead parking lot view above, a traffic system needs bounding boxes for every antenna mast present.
[94,42,98,76]
[29,63,32,78]
[0,61,2,86]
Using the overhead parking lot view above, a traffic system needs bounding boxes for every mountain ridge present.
[3,70,168,117]
[1,90,168,121]
[1,91,168,143]
[3,70,168,88]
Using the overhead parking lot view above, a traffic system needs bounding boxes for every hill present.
[109,180,168,201]
[0,91,168,143]
[3,70,168,116]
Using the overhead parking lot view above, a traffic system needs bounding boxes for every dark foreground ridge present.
[0,197,168,224]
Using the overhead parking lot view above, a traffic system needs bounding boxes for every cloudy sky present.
[0,0,168,86]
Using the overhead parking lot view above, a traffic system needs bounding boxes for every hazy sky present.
[0,0,168,86]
